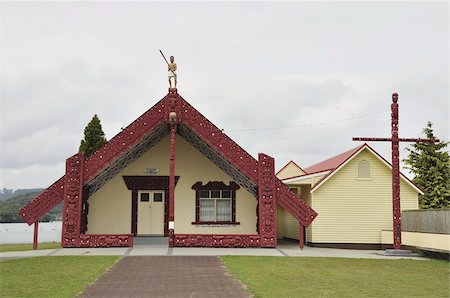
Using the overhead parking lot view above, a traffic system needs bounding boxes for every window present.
[358,160,371,178]
[192,181,240,224]
[199,190,232,221]
[140,193,150,202]
[153,193,163,202]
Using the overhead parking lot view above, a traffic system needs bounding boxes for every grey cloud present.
[0,1,447,188]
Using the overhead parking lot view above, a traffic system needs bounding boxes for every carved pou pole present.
[353,93,438,250]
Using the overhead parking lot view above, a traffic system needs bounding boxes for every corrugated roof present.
[303,144,365,174]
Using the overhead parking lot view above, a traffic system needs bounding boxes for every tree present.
[404,122,450,209]
[79,114,107,158]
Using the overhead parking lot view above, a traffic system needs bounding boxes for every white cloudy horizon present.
[1,1,448,190]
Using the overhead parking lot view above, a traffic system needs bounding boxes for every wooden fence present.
[402,209,450,234]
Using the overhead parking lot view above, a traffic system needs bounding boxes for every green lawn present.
[0,242,61,252]
[222,256,450,298]
[0,256,119,298]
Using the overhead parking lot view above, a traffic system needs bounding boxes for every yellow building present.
[277,144,422,249]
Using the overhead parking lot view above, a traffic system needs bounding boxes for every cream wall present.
[310,149,419,244]
[87,135,257,235]
[382,230,450,252]
[276,162,305,180]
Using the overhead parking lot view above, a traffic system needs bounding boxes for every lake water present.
[0,221,62,244]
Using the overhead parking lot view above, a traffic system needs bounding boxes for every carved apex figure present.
[168,56,177,88]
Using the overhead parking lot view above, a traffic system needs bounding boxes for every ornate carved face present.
[169,112,177,125]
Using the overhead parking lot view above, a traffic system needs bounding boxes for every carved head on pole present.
[170,56,175,63]
[392,93,398,103]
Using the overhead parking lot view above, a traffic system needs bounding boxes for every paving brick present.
[81,256,250,298]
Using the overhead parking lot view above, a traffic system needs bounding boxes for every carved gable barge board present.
[178,96,259,182]
[173,234,260,248]
[19,177,65,225]
[83,98,168,182]
[178,124,257,197]
[275,179,317,227]
[85,124,170,196]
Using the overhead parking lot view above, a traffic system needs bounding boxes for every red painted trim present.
[131,190,138,235]
[169,126,176,222]
[172,234,260,247]
[258,154,277,247]
[33,221,38,250]
[84,100,166,182]
[164,190,169,236]
[276,179,318,227]
[192,181,240,223]
[299,224,304,249]
[178,96,259,182]
[19,177,65,225]
[191,221,241,225]
[78,234,133,247]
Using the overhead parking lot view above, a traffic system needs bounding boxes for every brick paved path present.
[81,256,250,298]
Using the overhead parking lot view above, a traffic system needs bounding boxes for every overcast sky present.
[1,1,448,190]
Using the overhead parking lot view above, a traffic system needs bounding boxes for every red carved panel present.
[83,99,167,182]
[61,153,84,247]
[19,177,65,225]
[173,234,260,248]
[79,234,133,247]
[177,97,259,182]
[276,179,317,227]
[258,154,277,247]
[169,126,176,221]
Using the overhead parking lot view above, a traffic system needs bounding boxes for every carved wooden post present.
[33,221,39,250]
[166,88,178,247]
[391,95,401,249]
[299,223,304,249]
[61,153,85,247]
[258,153,277,247]
[131,190,138,235]
[353,93,438,251]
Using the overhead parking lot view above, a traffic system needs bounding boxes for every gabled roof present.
[308,144,423,194]
[20,89,317,227]
[276,160,306,179]
[303,145,364,174]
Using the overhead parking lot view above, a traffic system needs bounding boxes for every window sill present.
[356,178,373,181]
[192,221,240,226]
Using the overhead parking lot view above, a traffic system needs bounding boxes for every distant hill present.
[0,188,45,202]
[0,190,63,223]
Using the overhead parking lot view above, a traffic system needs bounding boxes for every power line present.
[227,109,389,133]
